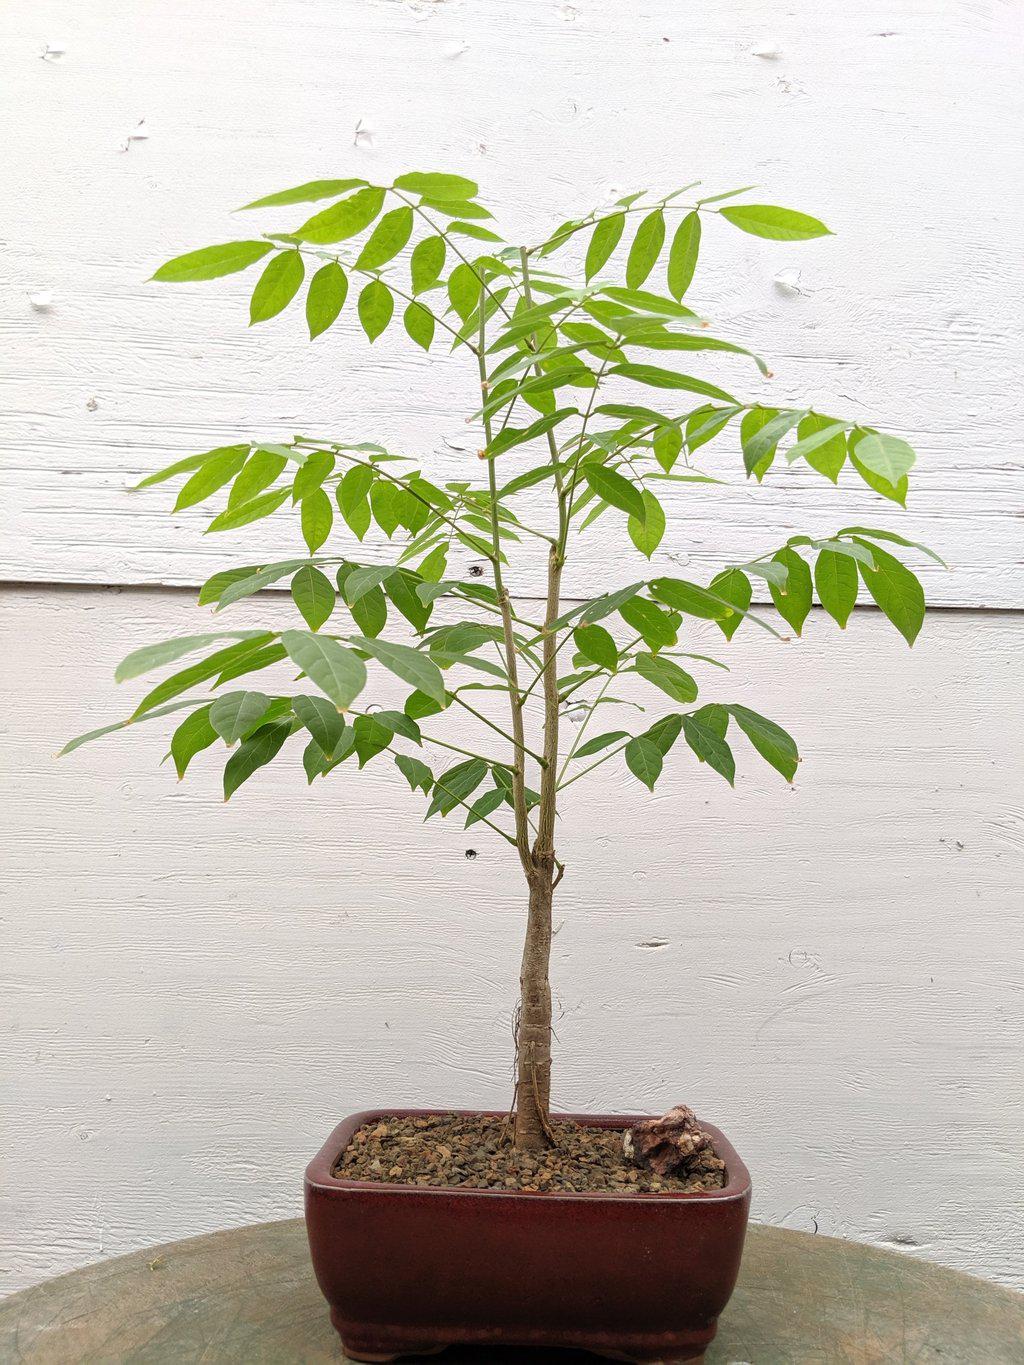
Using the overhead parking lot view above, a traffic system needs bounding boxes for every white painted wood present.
[2,0,1023,605]
[2,585,1022,1297]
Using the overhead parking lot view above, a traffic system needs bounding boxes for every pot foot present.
[338,1346,445,1363]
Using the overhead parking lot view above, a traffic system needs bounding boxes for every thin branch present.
[451,694,548,768]
[556,737,630,792]
[281,242,478,352]
[390,189,518,324]
[478,305,533,872]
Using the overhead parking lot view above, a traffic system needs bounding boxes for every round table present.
[1,1219,1021,1363]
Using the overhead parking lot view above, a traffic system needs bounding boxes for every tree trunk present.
[515,858,555,1149]
[513,542,563,1150]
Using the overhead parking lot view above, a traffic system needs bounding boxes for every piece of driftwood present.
[623,1105,725,1179]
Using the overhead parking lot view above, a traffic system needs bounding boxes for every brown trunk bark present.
[514,859,555,1149]
[513,544,563,1150]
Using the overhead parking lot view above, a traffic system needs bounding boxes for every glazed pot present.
[305,1108,751,1365]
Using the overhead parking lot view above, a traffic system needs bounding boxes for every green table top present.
[1,1218,1021,1363]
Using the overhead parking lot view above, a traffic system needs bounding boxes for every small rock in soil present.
[334,1113,726,1194]
[624,1104,716,1178]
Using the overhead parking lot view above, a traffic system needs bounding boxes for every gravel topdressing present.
[334,1113,727,1194]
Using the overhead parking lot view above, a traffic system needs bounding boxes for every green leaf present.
[134,447,241,492]
[60,698,206,757]
[209,690,272,744]
[577,582,643,625]
[740,407,804,478]
[115,630,265,684]
[599,286,696,319]
[131,636,276,717]
[349,585,387,639]
[634,653,698,703]
[585,213,625,281]
[293,450,335,501]
[358,279,394,341]
[152,241,273,283]
[648,577,731,620]
[214,559,307,610]
[356,205,414,269]
[667,211,701,300]
[291,565,336,630]
[653,425,682,472]
[339,464,373,511]
[719,204,831,241]
[369,482,400,538]
[447,263,481,321]
[373,710,422,745]
[404,300,435,350]
[281,631,367,709]
[356,637,446,704]
[238,178,368,210]
[625,210,666,289]
[852,432,916,485]
[410,236,446,294]
[682,713,735,784]
[223,719,291,799]
[573,623,619,671]
[465,787,507,827]
[728,704,799,781]
[198,565,261,607]
[618,596,678,649]
[839,526,946,567]
[624,735,663,790]
[814,548,858,628]
[405,688,447,720]
[296,186,386,243]
[393,172,479,200]
[206,488,290,532]
[608,363,734,404]
[644,713,683,757]
[249,250,304,324]
[848,443,907,506]
[768,548,813,635]
[339,564,394,605]
[628,489,665,558]
[709,569,751,641]
[174,447,249,511]
[214,642,287,688]
[300,487,334,552]
[395,752,433,794]
[353,713,393,767]
[582,465,646,521]
[170,705,218,778]
[292,693,346,757]
[687,405,738,453]
[789,414,847,482]
[426,758,488,817]
[627,331,769,377]
[856,543,925,645]
[385,571,432,632]
[573,730,628,760]
[228,449,287,508]
[306,262,348,339]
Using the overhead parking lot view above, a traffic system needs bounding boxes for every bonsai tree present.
[64,172,935,1152]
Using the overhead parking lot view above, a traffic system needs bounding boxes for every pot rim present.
[305,1107,752,1203]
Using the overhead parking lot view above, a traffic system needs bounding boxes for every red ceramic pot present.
[305,1108,751,1365]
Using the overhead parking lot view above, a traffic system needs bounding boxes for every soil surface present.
[334,1113,727,1193]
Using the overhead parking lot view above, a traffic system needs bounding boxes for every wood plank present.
[2,585,1022,1295]
[1,0,1022,604]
